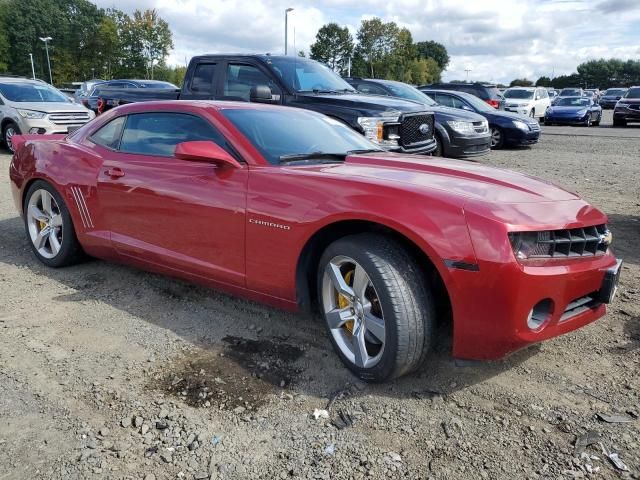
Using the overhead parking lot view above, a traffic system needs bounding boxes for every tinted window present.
[555,97,590,107]
[434,93,467,109]
[89,116,126,150]
[222,108,377,165]
[504,89,534,99]
[268,57,356,93]
[190,63,216,93]
[356,83,388,95]
[119,113,228,157]
[224,63,277,100]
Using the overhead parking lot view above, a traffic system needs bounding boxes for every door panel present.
[97,154,247,287]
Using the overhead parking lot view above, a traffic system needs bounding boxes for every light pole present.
[284,7,294,55]
[28,53,36,80]
[464,68,472,82]
[39,36,53,84]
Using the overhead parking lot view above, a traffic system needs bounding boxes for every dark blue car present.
[545,97,602,126]
[419,88,540,148]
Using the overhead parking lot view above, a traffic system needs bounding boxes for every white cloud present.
[92,0,640,83]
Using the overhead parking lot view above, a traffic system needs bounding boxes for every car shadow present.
[607,213,640,267]
[0,214,557,405]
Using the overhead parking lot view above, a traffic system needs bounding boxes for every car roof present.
[0,77,47,84]
[506,86,536,90]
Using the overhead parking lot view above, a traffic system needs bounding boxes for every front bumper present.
[599,99,618,109]
[545,113,589,125]
[14,116,91,135]
[503,126,540,146]
[448,202,619,360]
[614,107,640,122]
[505,105,532,116]
[446,133,491,158]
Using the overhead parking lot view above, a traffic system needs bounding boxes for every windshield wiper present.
[278,152,347,164]
[346,148,384,154]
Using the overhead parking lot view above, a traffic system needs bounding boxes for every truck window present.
[190,63,216,93]
[223,64,277,101]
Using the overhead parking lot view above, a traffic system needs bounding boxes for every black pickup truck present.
[96,54,437,154]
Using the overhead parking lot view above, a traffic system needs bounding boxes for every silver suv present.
[0,77,95,152]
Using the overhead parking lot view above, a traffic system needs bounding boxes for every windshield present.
[504,89,534,99]
[560,88,581,96]
[223,108,378,164]
[624,87,640,98]
[267,57,356,93]
[383,82,436,105]
[604,89,625,96]
[0,82,70,102]
[555,97,590,107]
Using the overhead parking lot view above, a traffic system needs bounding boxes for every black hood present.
[289,92,428,117]
[428,105,485,123]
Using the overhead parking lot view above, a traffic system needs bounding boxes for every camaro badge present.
[418,123,430,135]
[249,218,291,231]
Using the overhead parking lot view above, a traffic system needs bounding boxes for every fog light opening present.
[527,299,554,331]
[28,127,46,134]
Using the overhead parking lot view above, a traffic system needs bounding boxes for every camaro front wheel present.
[24,181,83,267]
[317,234,434,382]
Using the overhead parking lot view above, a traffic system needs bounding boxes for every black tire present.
[23,180,84,267]
[529,109,535,118]
[583,113,591,127]
[490,127,504,149]
[613,118,626,127]
[433,132,444,157]
[2,121,21,153]
[593,114,600,126]
[317,233,434,382]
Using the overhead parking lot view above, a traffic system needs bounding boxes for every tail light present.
[97,98,104,115]
[485,99,500,109]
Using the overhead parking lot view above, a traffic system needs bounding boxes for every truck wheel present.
[23,180,84,268]
[2,121,20,153]
[317,233,434,382]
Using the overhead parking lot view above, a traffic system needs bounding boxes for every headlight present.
[577,109,587,115]
[447,120,475,134]
[17,109,46,119]
[512,120,529,131]
[357,116,400,147]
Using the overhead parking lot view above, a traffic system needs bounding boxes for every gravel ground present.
[0,110,638,480]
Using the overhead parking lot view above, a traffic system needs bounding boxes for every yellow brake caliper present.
[337,270,355,334]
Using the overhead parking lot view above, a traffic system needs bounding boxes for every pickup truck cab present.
[98,54,437,154]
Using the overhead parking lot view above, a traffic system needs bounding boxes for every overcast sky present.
[94,0,640,83]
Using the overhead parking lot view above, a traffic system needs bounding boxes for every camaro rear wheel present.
[24,181,83,267]
[317,234,434,382]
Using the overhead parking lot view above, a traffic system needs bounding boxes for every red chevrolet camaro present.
[9,101,621,381]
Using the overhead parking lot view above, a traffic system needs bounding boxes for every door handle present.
[105,167,125,178]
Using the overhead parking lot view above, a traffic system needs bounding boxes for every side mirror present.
[250,85,274,103]
[175,141,242,169]
[462,105,473,111]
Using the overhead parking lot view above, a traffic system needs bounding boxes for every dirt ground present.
[0,110,638,480]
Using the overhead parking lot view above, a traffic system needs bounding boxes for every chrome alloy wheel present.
[321,255,386,368]
[26,189,64,259]
[4,125,17,152]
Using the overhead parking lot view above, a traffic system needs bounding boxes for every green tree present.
[535,76,552,87]
[132,9,173,79]
[408,57,441,85]
[298,50,306,58]
[354,18,399,77]
[415,40,449,70]
[0,0,9,71]
[309,23,353,74]
[509,78,533,87]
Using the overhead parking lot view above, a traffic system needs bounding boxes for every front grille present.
[629,104,640,111]
[399,113,434,148]
[512,224,610,258]
[559,294,601,322]
[48,112,91,125]
[473,121,488,134]
[529,123,541,132]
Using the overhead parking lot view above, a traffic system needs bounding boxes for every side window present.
[109,82,125,88]
[89,116,126,150]
[541,89,548,99]
[119,113,229,157]
[356,83,388,95]
[434,94,454,107]
[223,63,278,101]
[452,97,469,109]
[190,63,216,93]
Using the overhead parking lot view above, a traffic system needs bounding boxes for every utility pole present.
[39,37,53,84]
[284,8,294,55]
[464,68,472,82]
[28,53,36,79]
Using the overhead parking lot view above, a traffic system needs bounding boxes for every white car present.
[503,87,551,121]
